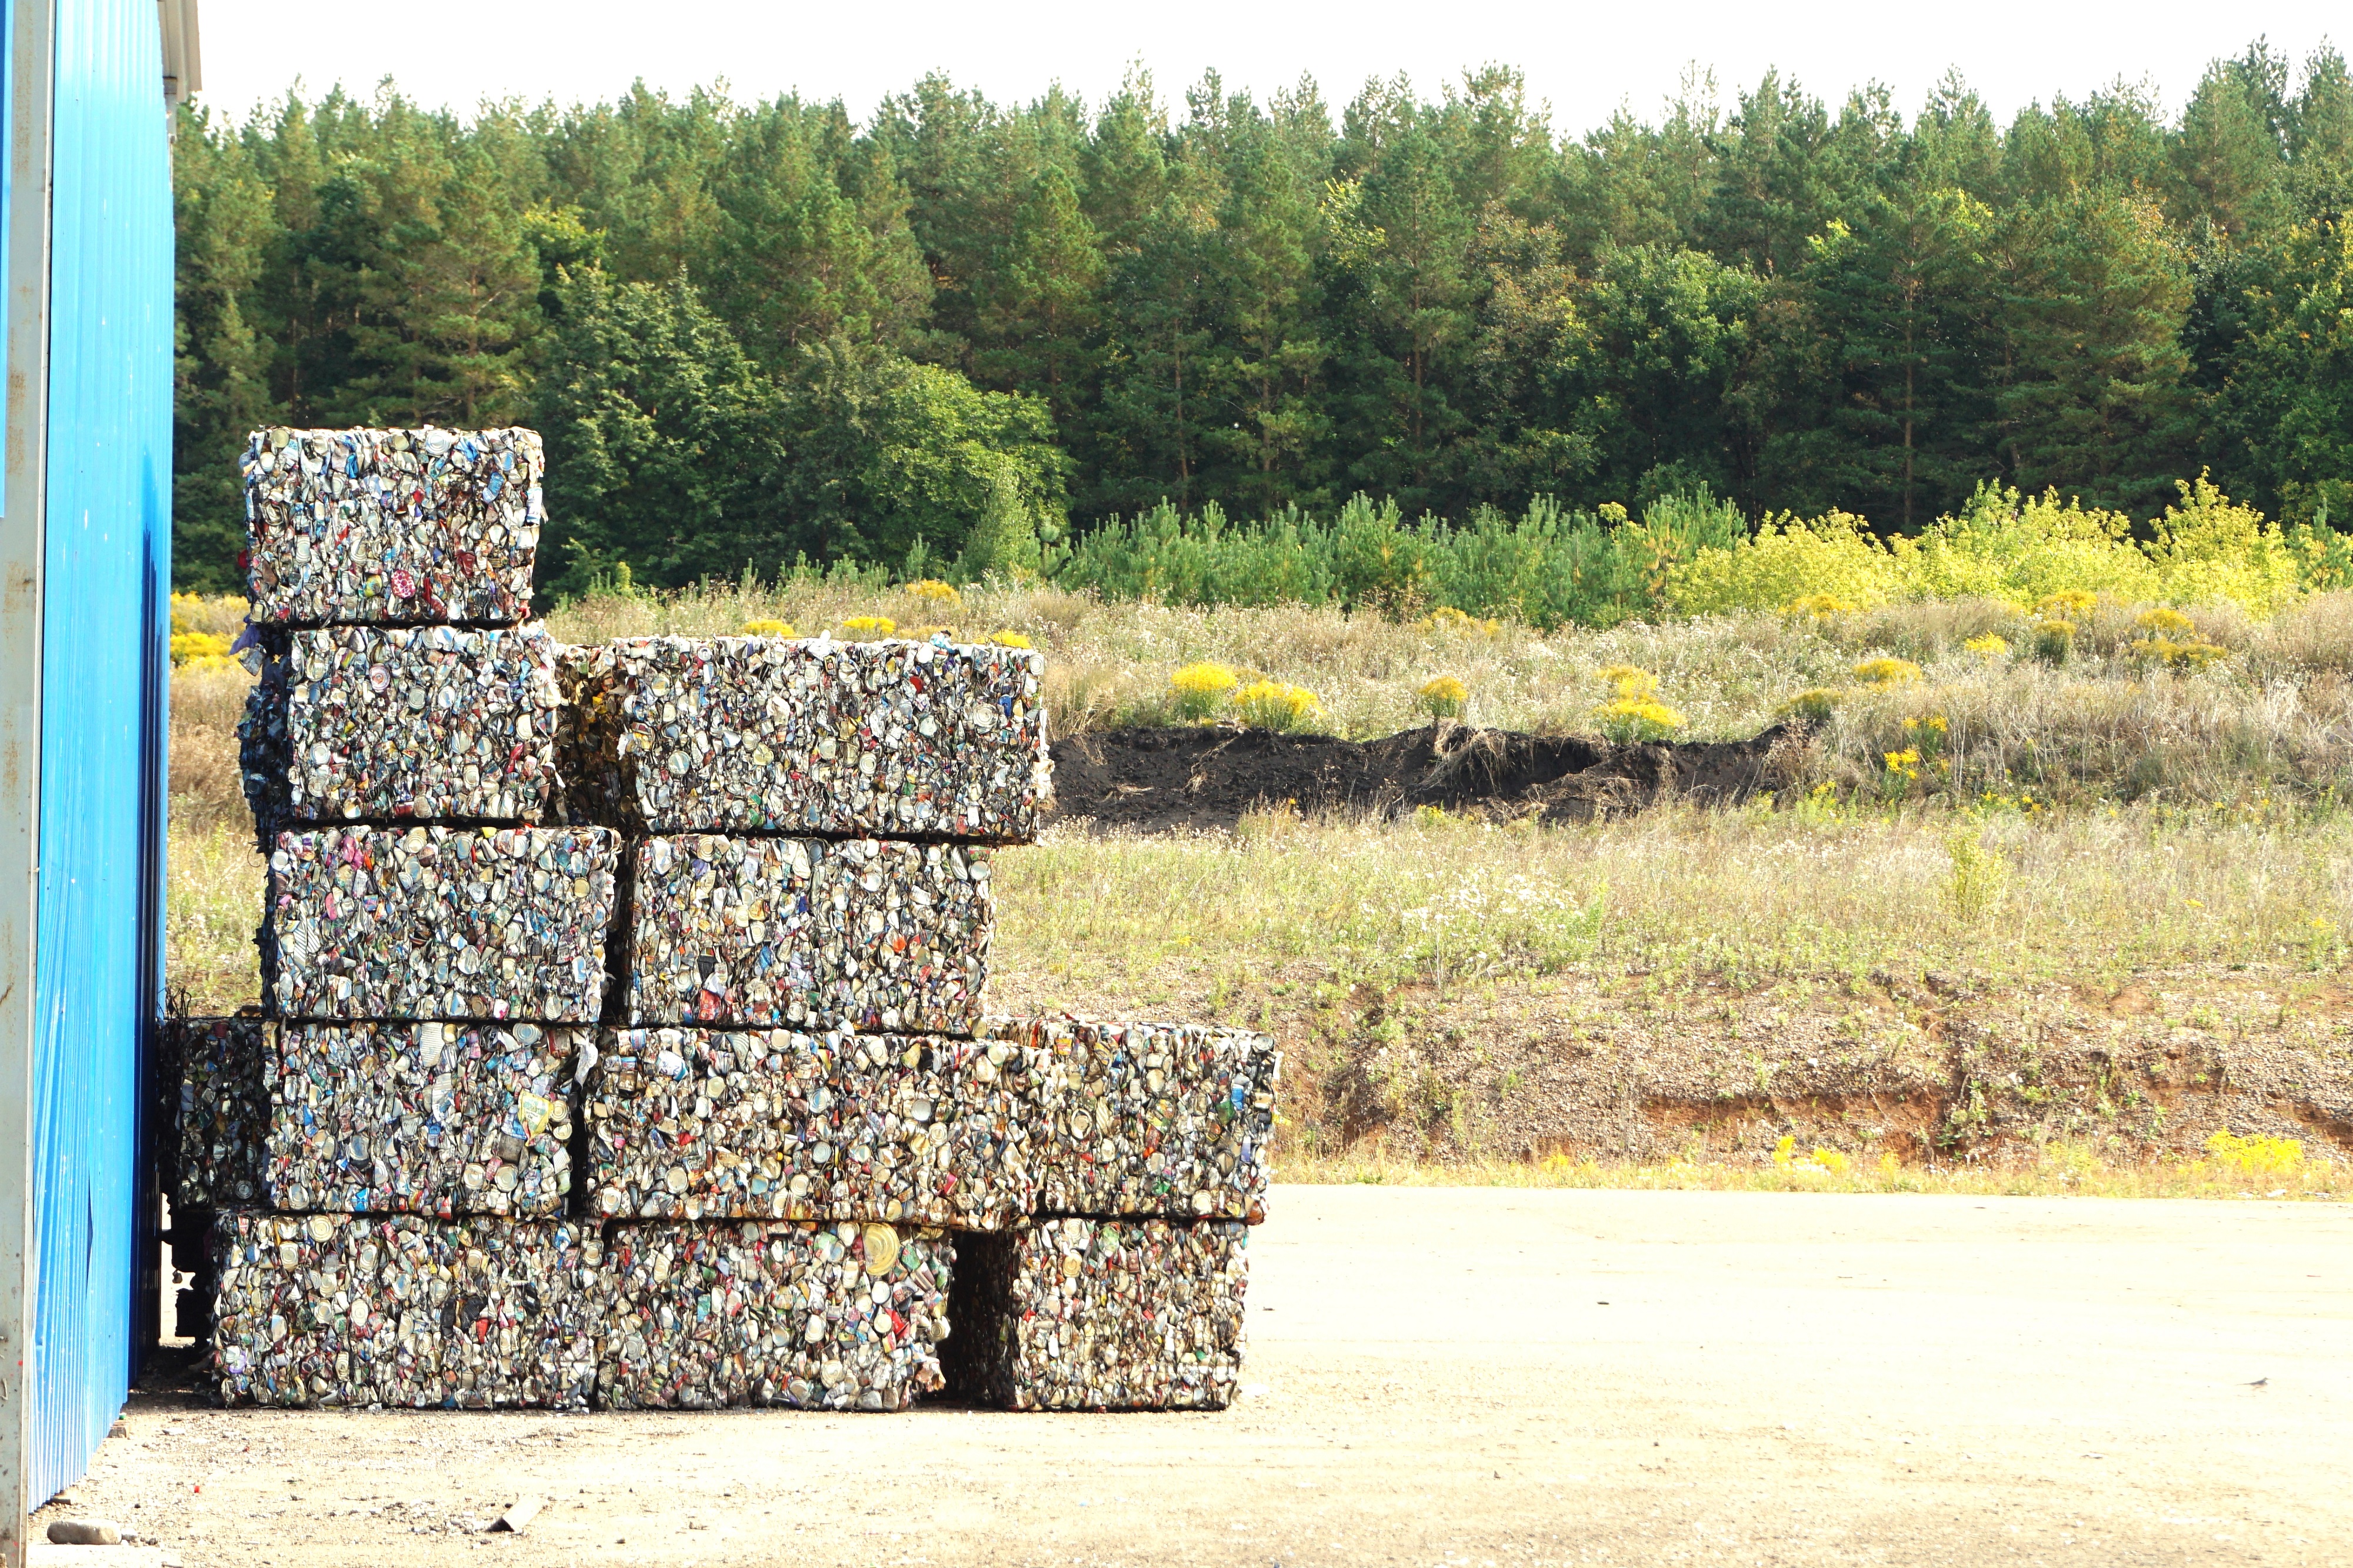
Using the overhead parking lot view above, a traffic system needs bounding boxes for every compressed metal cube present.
[598,1219,951,1410]
[947,1219,1248,1411]
[165,1016,270,1212]
[263,825,619,1023]
[239,624,563,837]
[555,634,1049,842]
[267,1023,579,1218]
[584,1026,1039,1229]
[981,1017,1279,1223]
[242,426,542,625]
[211,1213,603,1409]
[626,835,991,1035]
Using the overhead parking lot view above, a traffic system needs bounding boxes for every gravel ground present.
[39,1185,2353,1566]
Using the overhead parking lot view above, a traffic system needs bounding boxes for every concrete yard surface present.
[48,1186,2353,1566]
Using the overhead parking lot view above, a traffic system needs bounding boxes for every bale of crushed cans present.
[980,1017,1279,1224]
[235,635,295,852]
[948,1218,1248,1411]
[165,1016,271,1213]
[211,1212,604,1409]
[268,1022,579,1218]
[555,634,1049,842]
[238,624,563,838]
[597,1219,951,1410]
[241,427,542,625]
[584,1026,1038,1230]
[262,824,619,1023]
[625,835,991,1035]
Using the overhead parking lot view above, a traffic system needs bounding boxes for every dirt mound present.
[1045,722,1799,833]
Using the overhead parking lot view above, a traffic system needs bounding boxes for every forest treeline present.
[172,42,2353,597]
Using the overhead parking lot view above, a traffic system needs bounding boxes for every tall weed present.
[1056,489,1745,629]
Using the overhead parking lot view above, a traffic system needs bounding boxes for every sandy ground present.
[35,1186,2353,1566]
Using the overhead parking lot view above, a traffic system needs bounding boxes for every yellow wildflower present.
[1169,662,1242,721]
[1233,680,1321,732]
[1852,656,1922,688]
[1417,675,1468,720]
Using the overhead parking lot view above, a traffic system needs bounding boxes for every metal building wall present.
[28,0,171,1506]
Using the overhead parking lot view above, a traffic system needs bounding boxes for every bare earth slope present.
[1046,722,1797,833]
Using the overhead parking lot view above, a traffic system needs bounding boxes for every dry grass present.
[522,582,2353,806]
[181,585,2353,806]
[169,803,2353,1014]
[169,662,251,836]
[991,809,2352,1000]
[168,818,262,1013]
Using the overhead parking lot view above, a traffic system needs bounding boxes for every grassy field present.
[168,585,2353,1197]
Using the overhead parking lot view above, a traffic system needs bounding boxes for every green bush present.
[1056,488,1744,630]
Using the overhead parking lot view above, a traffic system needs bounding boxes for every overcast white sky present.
[192,2,2344,132]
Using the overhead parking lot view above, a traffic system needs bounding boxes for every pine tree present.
[973,161,1105,428]
[172,107,285,589]
[1762,183,1996,526]
[1204,118,1327,512]
[2171,46,2292,235]
[704,97,932,362]
[1990,191,2197,513]
[1699,71,1835,276]
[1327,118,1475,511]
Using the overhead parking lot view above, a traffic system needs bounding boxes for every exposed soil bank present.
[990,963,2353,1170]
[1046,722,1799,833]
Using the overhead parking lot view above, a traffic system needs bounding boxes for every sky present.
[192,1,2346,132]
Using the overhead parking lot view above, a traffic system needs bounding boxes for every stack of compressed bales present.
[563,633,1279,1410]
[564,633,1045,1410]
[214,427,624,1408]
[944,1018,1277,1409]
[186,423,1288,1417]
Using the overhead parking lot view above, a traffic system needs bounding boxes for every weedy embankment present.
[167,587,2353,1197]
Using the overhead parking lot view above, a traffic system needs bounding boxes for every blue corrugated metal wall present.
[31,0,172,1502]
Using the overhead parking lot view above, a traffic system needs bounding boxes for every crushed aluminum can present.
[240,624,564,840]
[262,825,619,1023]
[211,1212,603,1409]
[241,427,542,625]
[625,835,991,1036]
[266,1022,580,1219]
[555,635,1049,842]
[946,1217,1248,1410]
[597,1219,951,1411]
[165,1016,271,1212]
[236,629,295,851]
[979,1017,1280,1224]
[584,1026,1038,1230]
